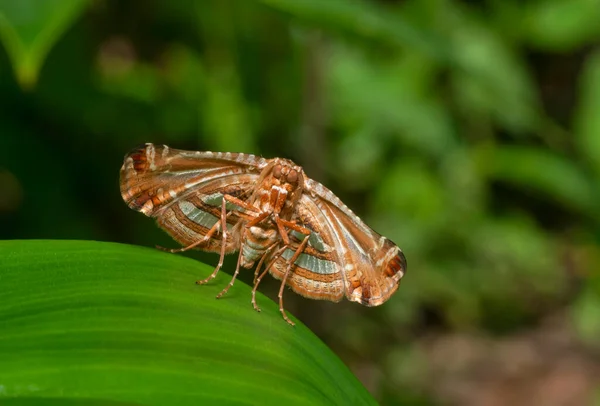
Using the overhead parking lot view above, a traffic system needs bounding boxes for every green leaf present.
[523,0,600,51]
[572,287,600,348]
[0,240,375,405]
[478,146,596,215]
[449,10,541,133]
[258,0,451,63]
[0,0,90,88]
[575,51,600,179]
[0,399,135,406]
[328,47,456,158]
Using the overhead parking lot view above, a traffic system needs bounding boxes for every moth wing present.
[268,201,346,302]
[120,143,265,252]
[271,178,406,306]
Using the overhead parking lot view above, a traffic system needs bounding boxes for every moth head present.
[271,160,304,195]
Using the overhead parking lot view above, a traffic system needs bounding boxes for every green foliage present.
[575,50,600,179]
[0,0,90,87]
[260,0,451,62]
[1,0,599,404]
[523,0,600,50]
[0,240,376,405]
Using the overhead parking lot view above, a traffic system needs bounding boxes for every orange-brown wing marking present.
[286,178,407,306]
[120,143,266,252]
[269,233,345,302]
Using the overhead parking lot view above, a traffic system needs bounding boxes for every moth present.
[120,143,406,325]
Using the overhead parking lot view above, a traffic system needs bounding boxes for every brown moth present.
[120,143,406,325]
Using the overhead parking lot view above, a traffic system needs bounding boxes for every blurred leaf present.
[469,215,561,298]
[417,261,482,327]
[0,240,375,405]
[572,286,600,348]
[449,13,541,133]
[408,214,561,330]
[575,51,600,179]
[259,0,451,62]
[202,67,257,153]
[398,0,542,134]
[0,0,90,88]
[98,62,160,104]
[479,146,596,215]
[328,47,455,157]
[594,388,600,406]
[524,0,600,51]
[439,147,487,217]
[333,126,385,190]
[161,45,206,103]
[372,159,446,226]
[193,3,258,152]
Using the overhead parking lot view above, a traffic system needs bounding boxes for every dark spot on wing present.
[385,250,407,278]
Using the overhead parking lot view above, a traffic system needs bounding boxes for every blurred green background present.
[1,0,600,405]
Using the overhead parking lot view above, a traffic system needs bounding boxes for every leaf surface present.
[0,240,375,406]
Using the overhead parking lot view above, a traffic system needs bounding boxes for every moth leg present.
[156,212,231,253]
[244,210,269,229]
[278,219,311,236]
[253,241,279,285]
[277,235,310,326]
[252,244,288,312]
[196,196,230,285]
[273,217,311,246]
[273,214,291,245]
[215,240,246,299]
[222,194,261,213]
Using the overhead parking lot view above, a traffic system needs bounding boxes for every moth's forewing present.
[120,144,264,252]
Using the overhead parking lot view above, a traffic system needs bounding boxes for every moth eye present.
[273,165,282,179]
[287,170,298,183]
